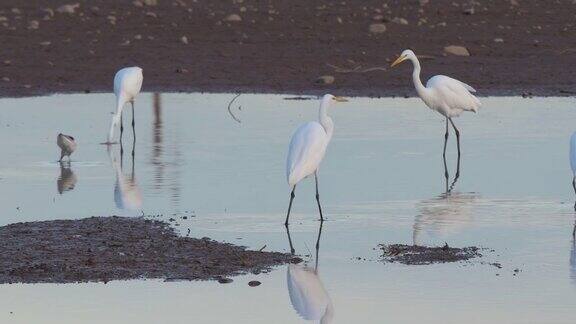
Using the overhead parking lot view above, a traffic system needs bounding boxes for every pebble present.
[180,36,188,44]
[494,38,504,43]
[316,75,335,85]
[444,45,470,56]
[218,278,233,284]
[224,14,242,22]
[248,280,261,287]
[368,23,386,33]
[391,17,408,25]
[28,20,39,30]
[56,3,80,14]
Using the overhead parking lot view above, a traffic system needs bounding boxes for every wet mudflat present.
[1,94,576,323]
[0,216,292,284]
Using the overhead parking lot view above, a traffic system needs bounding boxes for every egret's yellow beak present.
[333,96,348,102]
[390,55,407,68]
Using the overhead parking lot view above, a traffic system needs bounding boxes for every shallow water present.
[0,94,575,323]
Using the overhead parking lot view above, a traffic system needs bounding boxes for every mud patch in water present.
[0,216,294,284]
[379,243,482,265]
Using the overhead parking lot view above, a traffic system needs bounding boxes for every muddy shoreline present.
[0,0,574,98]
[0,216,295,284]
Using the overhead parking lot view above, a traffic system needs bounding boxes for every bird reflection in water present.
[442,132,461,196]
[413,192,479,246]
[57,161,77,194]
[569,132,576,237]
[285,222,334,323]
[107,138,142,211]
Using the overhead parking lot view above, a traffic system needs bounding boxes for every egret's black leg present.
[120,113,124,145]
[314,221,324,271]
[443,118,449,159]
[285,224,295,255]
[284,186,296,226]
[449,117,461,158]
[120,140,124,170]
[131,101,136,143]
[315,172,324,222]
[443,152,449,195]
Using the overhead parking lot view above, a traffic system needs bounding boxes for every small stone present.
[224,13,242,22]
[368,23,386,33]
[40,41,51,46]
[3,60,11,66]
[180,36,188,44]
[133,0,144,7]
[462,7,475,15]
[145,12,157,18]
[56,3,80,14]
[0,17,7,22]
[11,8,21,14]
[316,75,335,85]
[494,38,504,43]
[218,278,233,284]
[143,0,158,6]
[134,34,142,40]
[28,20,39,30]
[248,280,261,287]
[391,17,408,25]
[444,45,470,56]
[2,77,10,82]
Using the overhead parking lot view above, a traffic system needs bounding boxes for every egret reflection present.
[107,142,142,211]
[413,192,479,245]
[286,222,333,323]
[57,162,77,194]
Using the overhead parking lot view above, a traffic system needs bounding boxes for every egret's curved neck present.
[409,56,429,100]
[319,100,334,141]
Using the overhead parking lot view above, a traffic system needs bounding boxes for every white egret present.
[284,94,348,225]
[57,133,76,162]
[391,49,481,157]
[106,67,143,144]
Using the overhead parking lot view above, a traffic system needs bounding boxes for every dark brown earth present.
[0,0,574,98]
[379,243,482,265]
[0,216,295,284]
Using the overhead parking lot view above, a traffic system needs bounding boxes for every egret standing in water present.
[57,133,76,162]
[284,94,348,226]
[390,49,481,158]
[106,67,143,144]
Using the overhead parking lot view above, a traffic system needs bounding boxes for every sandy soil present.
[0,216,295,284]
[0,0,574,98]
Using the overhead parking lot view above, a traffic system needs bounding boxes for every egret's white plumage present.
[284,94,347,225]
[287,264,334,324]
[391,49,480,156]
[391,50,480,118]
[107,67,143,143]
[57,133,76,161]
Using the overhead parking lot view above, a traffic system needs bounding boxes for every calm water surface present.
[0,94,575,323]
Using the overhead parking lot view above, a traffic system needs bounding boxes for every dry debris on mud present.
[379,243,482,265]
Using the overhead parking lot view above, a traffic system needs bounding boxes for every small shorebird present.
[390,49,481,158]
[105,67,143,144]
[57,133,76,162]
[284,94,348,226]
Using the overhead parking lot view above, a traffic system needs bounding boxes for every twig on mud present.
[558,48,576,55]
[227,93,242,123]
[258,245,266,252]
[327,63,388,73]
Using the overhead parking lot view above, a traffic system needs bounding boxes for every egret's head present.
[391,49,416,67]
[322,94,348,104]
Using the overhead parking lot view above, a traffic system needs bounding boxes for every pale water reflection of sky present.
[0,94,575,323]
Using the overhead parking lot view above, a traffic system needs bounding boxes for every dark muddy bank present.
[0,216,294,284]
[0,0,574,98]
[379,243,482,265]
